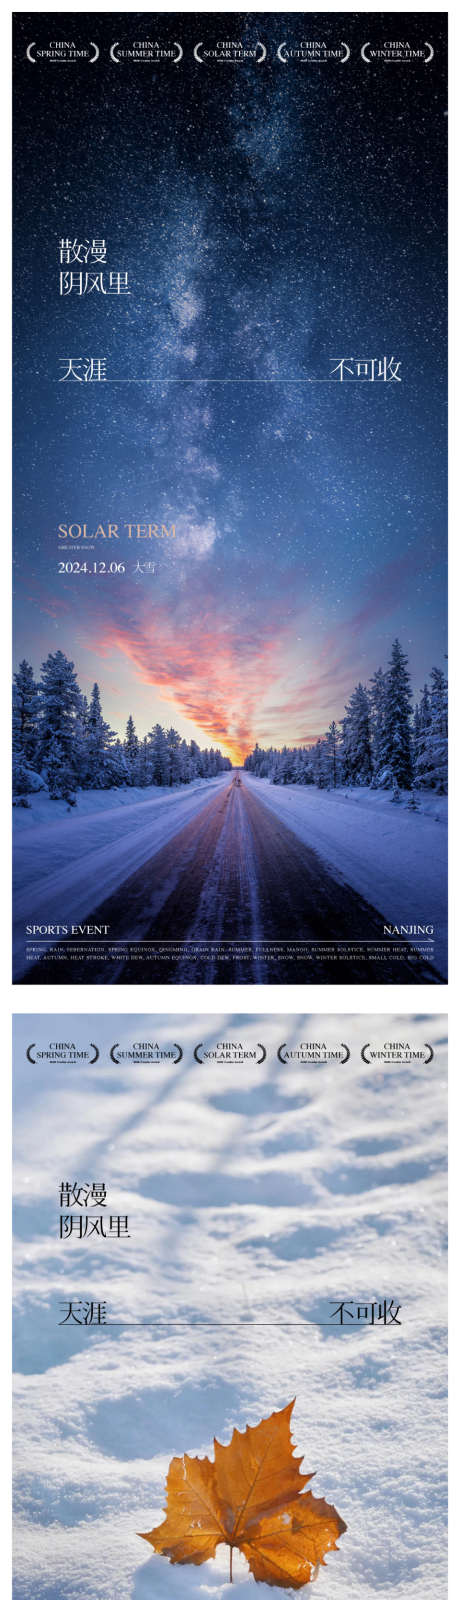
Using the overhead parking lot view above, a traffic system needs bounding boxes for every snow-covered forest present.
[12,639,448,806]
[12,650,232,803]
[245,640,448,795]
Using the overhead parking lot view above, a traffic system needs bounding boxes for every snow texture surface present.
[13,1013,447,1600]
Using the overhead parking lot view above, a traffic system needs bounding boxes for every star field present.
[13,12,447,760]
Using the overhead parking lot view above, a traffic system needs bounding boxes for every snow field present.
[13,1013,447,1600]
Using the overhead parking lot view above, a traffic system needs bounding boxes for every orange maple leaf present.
[139,1398,347,1588]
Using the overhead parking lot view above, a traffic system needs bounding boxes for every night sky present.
[13,12,447,763]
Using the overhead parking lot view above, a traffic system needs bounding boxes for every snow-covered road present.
[13,777,230,979]
[243,776,447,977]
[14,776,447,982]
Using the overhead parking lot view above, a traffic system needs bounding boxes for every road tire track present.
[23,775,443,985]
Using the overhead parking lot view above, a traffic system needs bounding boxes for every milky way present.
[13,13,447,760]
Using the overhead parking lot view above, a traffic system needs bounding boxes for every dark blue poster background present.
[12,13,448,984]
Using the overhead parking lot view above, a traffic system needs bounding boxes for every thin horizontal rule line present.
[57,377,399,385]
[62,1320,402,1330]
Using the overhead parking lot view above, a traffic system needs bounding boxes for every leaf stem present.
[230,1546,233,1583]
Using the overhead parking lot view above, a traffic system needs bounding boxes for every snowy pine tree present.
[179,738,193,783]
[427,666,448,792]
[135,736,153,787]
[185,740,198,779]
[72,693,90,787]
[369,666,387,781]
[309,738,329,788]
[42,735,76,803]
[166,727,184,785]
[39,650,81,770]
[325,721,340,788]
[149,724,171,786]
[341,684,373,785]
[85,683,115,788]
[272,746,298,785]
[108,740,130,787]
[413,683,432,788]
[13,659,40,765]
[379,639,413,789]
[406,789,420,811]
[124,714,139,782]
